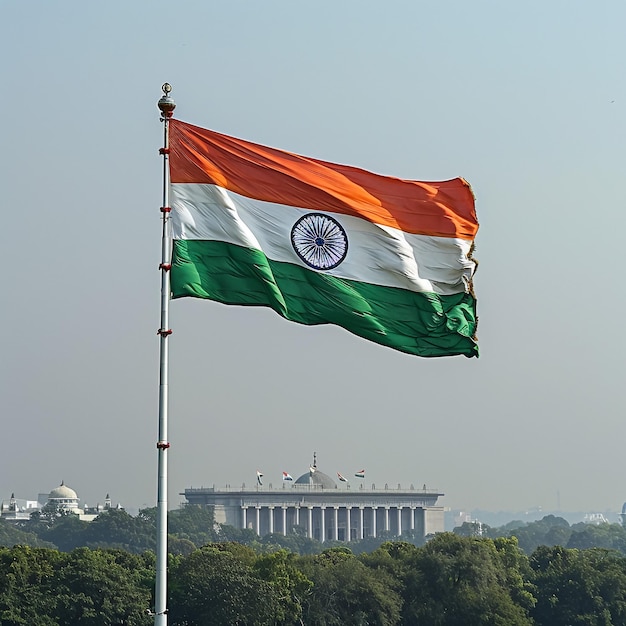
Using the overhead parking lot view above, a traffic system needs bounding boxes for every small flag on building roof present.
[355,470,365,479]
[256,470,263,486]
[337,472,349,483]
[282,472,293,481]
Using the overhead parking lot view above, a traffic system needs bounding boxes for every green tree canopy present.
[530,545,626,626]
[0,545,154,626]
[401,533,535,625]
[0,545,61,625]
[81,509,155,553]
[299,547,402,625]
[168,543,300,626]
[505,515,572,555]
[168,504,217,548]
[52,548,154,626]
[0,518,54,549]
[567,523,626,554]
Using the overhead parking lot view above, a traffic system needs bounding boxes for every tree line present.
[2,508,626,624]
[454,514,626,555]
[5,506,626,558]
[3,536,626,625]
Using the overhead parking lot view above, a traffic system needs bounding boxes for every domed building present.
[48,481,80,513]
[1,482,120,523]
[293,461,337,490]
[44,481,118,521]
[183,454,445,542]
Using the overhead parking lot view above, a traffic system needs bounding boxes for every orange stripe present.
[169,119,478,239]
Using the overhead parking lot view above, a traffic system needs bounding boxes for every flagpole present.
[155,83,176,626]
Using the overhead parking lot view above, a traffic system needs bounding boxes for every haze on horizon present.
[2,1,625,517]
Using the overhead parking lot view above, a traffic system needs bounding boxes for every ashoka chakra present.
[291,213,348,270]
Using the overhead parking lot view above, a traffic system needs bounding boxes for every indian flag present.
[169,119,479,358]
[355,470,366,479]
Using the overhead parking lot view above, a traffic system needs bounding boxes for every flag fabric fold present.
[169,119,479,358]
[256,470,263,486]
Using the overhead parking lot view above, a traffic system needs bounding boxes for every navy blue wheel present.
[290,213,348,270]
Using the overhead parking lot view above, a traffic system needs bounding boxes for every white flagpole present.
[155,83,176,626]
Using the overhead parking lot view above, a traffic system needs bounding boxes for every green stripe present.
[171,240,478,358]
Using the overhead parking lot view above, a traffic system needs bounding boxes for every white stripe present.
[171,183,475,296]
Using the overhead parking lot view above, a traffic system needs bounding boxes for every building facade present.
[182,463,444,542]
[1,481,119,522]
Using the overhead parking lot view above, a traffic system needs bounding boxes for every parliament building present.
[182,457,444,542]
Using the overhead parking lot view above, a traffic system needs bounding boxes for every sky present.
[2,1,625,517]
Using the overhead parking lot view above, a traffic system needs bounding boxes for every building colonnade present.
[241,502,425,541]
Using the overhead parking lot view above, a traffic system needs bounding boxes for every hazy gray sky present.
[2,1,625,516]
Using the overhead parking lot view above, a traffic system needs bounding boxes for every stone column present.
[255,507,261,536]
[308,507,313,539]
[333,507,339,541]
[268,506,275,534]
[242,506,247,530]
[372,507,377,537]
[359,507,364,539]
[321,506,326,543]
[295,506,300,527]
[384,507,390,532]
[410,506,415,531]
[346,507,352,542]
[397,506,402,536]
[282,506,287,536]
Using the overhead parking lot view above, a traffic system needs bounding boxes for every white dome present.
[294,469,337,489]
[49,482,78,500]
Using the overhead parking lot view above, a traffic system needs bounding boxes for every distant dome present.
[294,469,337,489]
[49,482,78,500]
